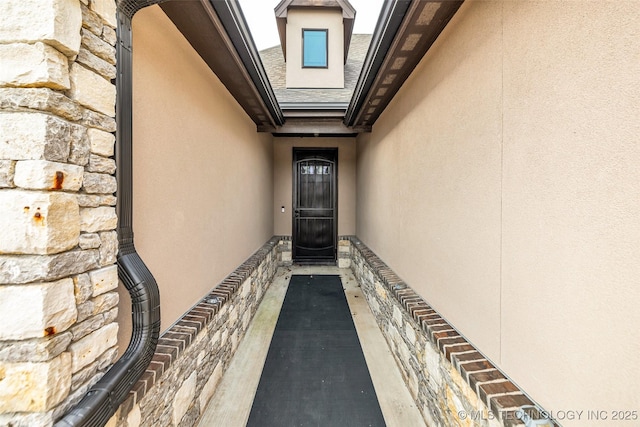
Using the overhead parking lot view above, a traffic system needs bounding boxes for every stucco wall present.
[285,8,344,88]
[119,6,274,335]
[356,0,640,424]
[273,137,356,237]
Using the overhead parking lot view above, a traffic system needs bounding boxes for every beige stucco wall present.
[273,137,356,237]
[117,6,274,338]
[285,8,344,88]
[356,0,640,423]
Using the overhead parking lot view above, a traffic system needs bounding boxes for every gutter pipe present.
[55,2,165,425]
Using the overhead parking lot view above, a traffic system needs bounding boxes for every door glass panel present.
[297,160,332,209]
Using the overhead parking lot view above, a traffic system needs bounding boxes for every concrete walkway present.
[198,266,426,427]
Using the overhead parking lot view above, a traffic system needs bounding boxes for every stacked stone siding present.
[0,1,119,425]
[109,238,282,427]
[337,236,351,268]
[277,235,292,265]
[346,237,554,427]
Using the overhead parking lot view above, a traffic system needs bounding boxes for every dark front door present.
[293,148,337,263]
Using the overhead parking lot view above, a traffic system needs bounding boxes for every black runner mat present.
[247,275,386,427]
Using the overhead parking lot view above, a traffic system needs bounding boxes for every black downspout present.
[55,3,162,426]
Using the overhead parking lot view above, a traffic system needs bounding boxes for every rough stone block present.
[241,279,251,298]
[68,124,90,166]
[0,112,71,162]
[405,323,417,346]
[103,307,118,324]
[0,42,69,90]
[53,371,101,421]
[70,313,105,342]
[73,273,93,305]
[71,358,99,391]
[393,304,403,326]
[68,322,118,372]
[80,206,117,232]
[77,193,117,207]
[14,160,84,191]
[90,0,117,28]
[87,153,116,174]
[397,338,411,365]
[0,413,54,427]
[97,344,117,371]
[127,404,142,427]
[375,281,387,300]
[0,332,71,363]
[87,128,115,157]
[92,291,119,315]
[80,28,116,65]
[81,3,103,37]
[102,26,117,46]
[0,352,71,412]
[173,371,197,425]
[243,310,251,330]
[0,160,15,187]
[68,63,115,116]
[0,278,77,340]
[0,249,99,284]
[0,190,80,255]
[77,47,116,80]
[98,230,118,266]
[338,257,351,268]
[89,265,118,297]
[199,362,222,411]
[0,0,82,57]
[81,108,116,132]
[0,87,83,122]
[105,413,118,427]
[82,172,116,194]
[79,232,101,250]
[76,300,94,323]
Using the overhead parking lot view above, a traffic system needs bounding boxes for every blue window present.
[303,29,328,68]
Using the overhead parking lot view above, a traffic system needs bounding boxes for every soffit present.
[159,0,283,129]
[345,0,464,128]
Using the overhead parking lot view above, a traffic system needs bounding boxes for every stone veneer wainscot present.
[346,237,554,427]
[107,237,289,426]
[108,236,552,427]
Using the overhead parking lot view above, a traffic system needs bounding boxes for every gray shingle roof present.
[259,33,372,104]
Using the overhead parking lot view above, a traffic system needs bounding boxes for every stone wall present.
[346,237,554,427]
[0,1,120,425]
[108,237,283,427]
[277,236,292,266]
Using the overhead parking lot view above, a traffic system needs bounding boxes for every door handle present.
[294,209,300,218]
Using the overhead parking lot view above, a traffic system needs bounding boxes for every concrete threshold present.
[197,266,426,427]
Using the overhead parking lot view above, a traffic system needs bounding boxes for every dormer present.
[275,0,356,89]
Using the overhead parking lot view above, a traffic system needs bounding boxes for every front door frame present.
[292,147,338,263]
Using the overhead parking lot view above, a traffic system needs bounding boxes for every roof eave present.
[160,0,284,129]
[345,0,465,129]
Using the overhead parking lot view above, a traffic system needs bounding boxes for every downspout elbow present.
[55,4,163,426]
